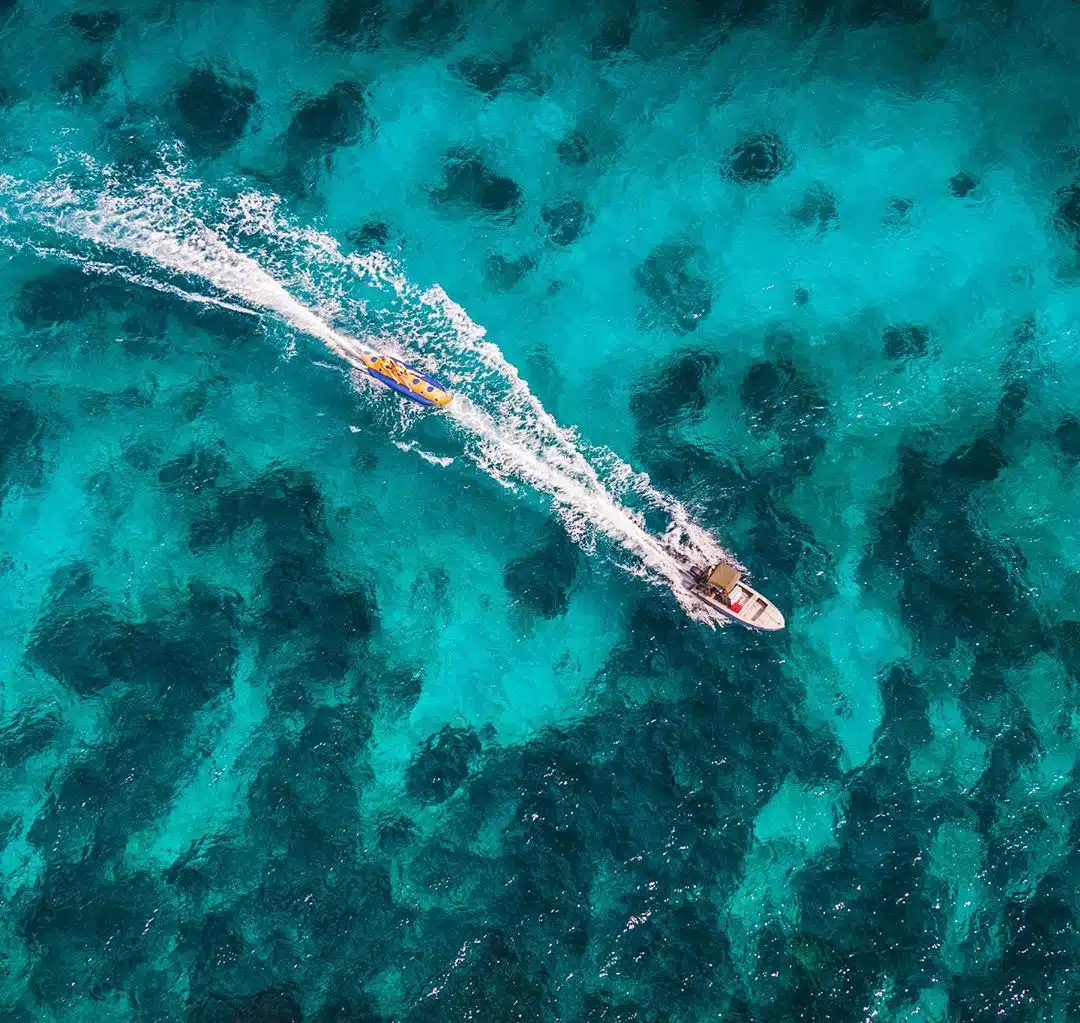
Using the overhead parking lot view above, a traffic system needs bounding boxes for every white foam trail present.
[423,284,739,572]
[0,235,260,318]
[450,395,693,591]
[393,441,455,468]
[206,187,741,576]
[0,167,380,372]
[0,158,742,625]
[62,205,381,372]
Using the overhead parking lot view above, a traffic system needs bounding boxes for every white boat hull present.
[683,569,786,631]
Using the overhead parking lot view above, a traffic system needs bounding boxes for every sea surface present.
[1,0,1079,1019]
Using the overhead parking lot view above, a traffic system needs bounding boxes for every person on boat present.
[713,586,741,612]
[703,564,743,613]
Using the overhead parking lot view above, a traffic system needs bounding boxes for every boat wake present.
[0,150,740,625]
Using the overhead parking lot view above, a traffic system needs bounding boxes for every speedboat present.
[358,352,452,408]
[687,563,785,631]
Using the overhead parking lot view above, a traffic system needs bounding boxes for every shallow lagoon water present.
[3,0,1080,1019]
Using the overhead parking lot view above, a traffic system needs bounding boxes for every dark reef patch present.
[969,717,1041,837]
[261,556,377,654]
[885,196,914,225]
[454,44,528,96]
[323,0,384,48]
[480,723,620,905]
[846,0,930,28]
[377,813,415,853]
[739,355,830,473]
[405,724,481,804]
[994,317,1035,441]
[174,912,249,1012]
[942,434,1007,484]
[379,666,423,716]
[1056,414,1080,461]
[26,564,129,696]
[122,324,169,359]
[503,525,580,618]
[519,345,562,407]
[1054,181,1080,249]
[794,754,947,1015]
[556,129,590,166]
[738,356,795,426]
[346,220,390,251]
[70,9,122,40]
[959,871,1080,1015]
[173,66,257,156]
[460,60,508,98]
[541,196,590,246]
[57,56,110,100]
[724,131,791,184]
[633,242,713,334]
[24,580,240,905]
[399,0,463,49]
[864,440,1045,659]
[405,928,552,1021]
[749,498,837,613]
[692,0,772,30]
[483,252,536,292]
[286,81,370,153]
[80,380,155,418]
[877,661,932,747]
[979,804,1047,898]
[611,889,733,1013]
[20,865,164,1004]
[168,297,267,351]
[16,266,98,327]
[181,375,230,422]
[247,710,373,858]
[994,380,1027,445]
[190,467,376,680]
[157,445,227,496]
[190,467,327,556]
[432,147,522,218]
[791,181,838,232]
[949,171,977,198]
[122,439,161,472]
[637,439,747,523]
[592,5,636,57]
[0,392,45,498]
[0,709,60,768]
[95,591,239,712]
[311,994,384,1022]
[630,349,718,429]
[190,988,304,1023]
[883,322,930,360]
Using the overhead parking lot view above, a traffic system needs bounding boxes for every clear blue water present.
[2,0,1080,1018]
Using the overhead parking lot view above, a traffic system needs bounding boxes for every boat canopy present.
[707,564,741,594]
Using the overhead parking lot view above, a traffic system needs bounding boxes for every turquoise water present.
[3,0,1080,1018]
